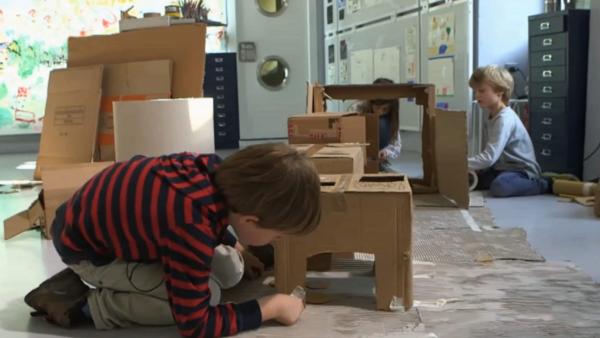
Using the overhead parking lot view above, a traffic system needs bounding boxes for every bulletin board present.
[0,0,227,136]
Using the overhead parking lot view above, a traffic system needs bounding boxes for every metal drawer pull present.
[542,102,552,109]
[540,22,550,30]
[542,86,553,94]
[541,149,552,157]
[216,76,225,81]
[218,131,228,137]
[215,67,224,72]
[217,95,225,100]
[543,38,553,46]
[217,104,226,109]
[542,54,553,62]
[217,113,226,118]
[542,117,553,125]
[542,70,553,78]
[541,133,552,141]
[215,57,224,63]
[216,85,225,91]
[218,122,227,128]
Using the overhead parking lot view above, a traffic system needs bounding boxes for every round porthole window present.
[256,0,288,16]
[257,56,289,90]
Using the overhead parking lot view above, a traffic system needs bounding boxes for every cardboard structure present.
[3,198,44,240]
[98,60,173,161]
[68,24,207,98]
[595,183,600,217]
[113,98,215,161]
[274,173,413,311]
[292,144,364,175]
[34,66,104,180]
[307,83,469,209]
[288,113,366,145]
[42,162,113,237]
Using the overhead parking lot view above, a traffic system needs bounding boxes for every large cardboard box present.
[307,83,469,208]
[42,162,114,238]
[98,60,173,161]
[34,65,104,180]
[113,98,215,161]
[68,24,206,98]
[292,144,364,174]
[274,173,413,311]
[288,113,366,145]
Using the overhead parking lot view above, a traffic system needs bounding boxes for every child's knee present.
[489,179,512,197]
[211,245,244,289]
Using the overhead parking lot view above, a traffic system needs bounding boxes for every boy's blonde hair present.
[469,65,514,104]
[215,143,321,235]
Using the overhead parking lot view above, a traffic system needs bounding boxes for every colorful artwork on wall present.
[0,0,227,135]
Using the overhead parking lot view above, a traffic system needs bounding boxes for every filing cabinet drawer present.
[529,14,565,36]
[531,111,567,131]
[531,66,566,82]
[531,50,566,67]
[536,145,568,173]
[204,73,237,87]
[529,98,566,115]
[530,82,567,97]
[531,122,568,147]
[530,33,567,51]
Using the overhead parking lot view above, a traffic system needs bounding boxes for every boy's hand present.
[258,294,305,326]
[378,150,388,161]
[241,250,264,279]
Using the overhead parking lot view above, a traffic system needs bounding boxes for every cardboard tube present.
[553,179,597,197]
[468,170,478,192]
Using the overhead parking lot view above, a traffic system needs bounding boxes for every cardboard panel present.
[288,114,366,145]
[68,24,206,98]
[595,182,600,217]
[35,66,104,180]
[42,162,114,237]
[98,60,173,161]
[3,199,44,240]
[113,98,214,161]
[434,109,469,209]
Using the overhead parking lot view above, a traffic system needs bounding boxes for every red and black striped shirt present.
[51,153,261,337]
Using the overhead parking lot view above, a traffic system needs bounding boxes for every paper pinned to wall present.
[428,57,455,96]
[350,49,373,84]
[405,53,418,81]
[428,13,456,57]
[348,0,361,13]
[405,25,418,55]
[374,47,400,83]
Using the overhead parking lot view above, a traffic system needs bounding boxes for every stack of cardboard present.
[4,24,209,240]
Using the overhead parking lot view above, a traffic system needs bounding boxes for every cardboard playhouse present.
[4,24,209,240]
[294,83,470,209]
[274,173,413,311]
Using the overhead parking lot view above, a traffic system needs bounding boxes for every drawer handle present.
[216,76,225,82]
[217,113,226,118]
[217,95,225,100]
[217,104,226,109]
[542,54,553,62]
[542,102,552,109]
[216,85,225,91]
[215,67,224,72]
[541,148,552,157]
[541,133,552,141]
[542,117,553,125]
[218,122,227,128]
[218,131,228,137]
[542,86,553,94]
[540,22,550,30]
[542,70,553,78]
[543,38,553,46]
[215,57,224,63]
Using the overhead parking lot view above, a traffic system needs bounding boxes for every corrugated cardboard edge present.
[434,109,469,209]
[3,199,44,240]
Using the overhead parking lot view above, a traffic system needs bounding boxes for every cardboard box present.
[288,113,366,145]
[98,60,173,161]
[42,162,114,238]
[307,83,469,208]
[113,98,215,161]
[3,198,45,240]
[68,24,206,98]
[119,17,195,32]
[274,173,413,311]
[595,182,600,217]
[292,144,364,174]
[34,65,104,180]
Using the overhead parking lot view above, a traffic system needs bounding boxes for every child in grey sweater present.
[469,65,549,197]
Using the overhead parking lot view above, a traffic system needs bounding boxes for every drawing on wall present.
[350,49,373,84]
[0,0,226,136]
[405,53,417,81]
[428,13,455,57]
[404,25,418,55]
[374,47,400,83]
[348,0,361,13]
[427,57,455,96]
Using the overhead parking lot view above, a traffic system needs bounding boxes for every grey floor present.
[0,151,599,338]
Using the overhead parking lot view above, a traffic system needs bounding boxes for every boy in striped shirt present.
[25,143,322,337]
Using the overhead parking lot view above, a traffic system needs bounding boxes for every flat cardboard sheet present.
[293,144,364,174]
[3,199,44,240]
[68,24,206,98]
[288,114,367,145]
[113,98,214,161]
[35,65,104,180]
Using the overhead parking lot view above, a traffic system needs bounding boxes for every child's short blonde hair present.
[215,143,321,235]
[469,65,514,104]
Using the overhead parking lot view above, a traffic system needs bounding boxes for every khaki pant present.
[70,245,244,329]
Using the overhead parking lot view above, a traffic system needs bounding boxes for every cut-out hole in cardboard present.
[359,175,406,183]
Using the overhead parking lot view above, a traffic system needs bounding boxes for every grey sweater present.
[468,106,542,178]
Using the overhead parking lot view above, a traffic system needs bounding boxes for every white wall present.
[584,2,600,181]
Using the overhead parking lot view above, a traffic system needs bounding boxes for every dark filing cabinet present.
[204,53,240,149]
[528,10,590,178]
